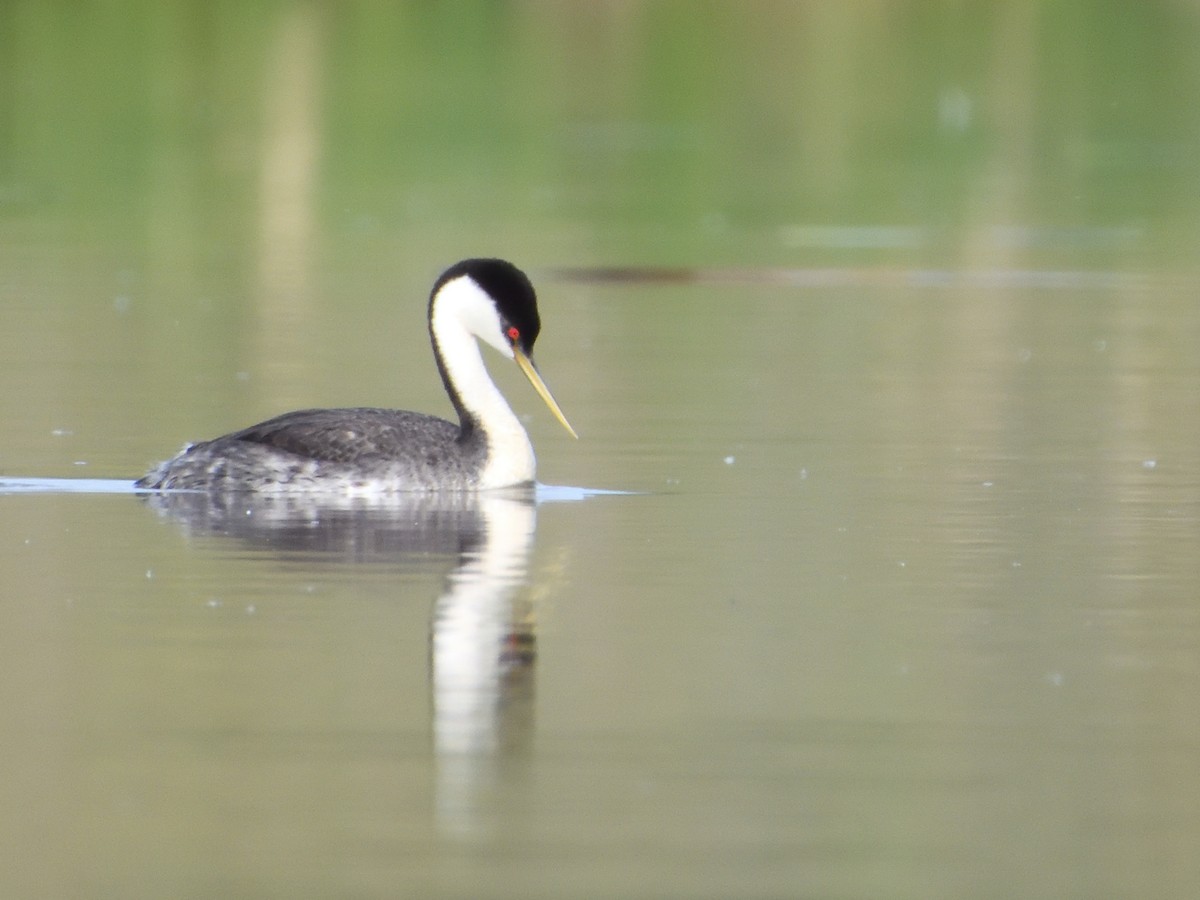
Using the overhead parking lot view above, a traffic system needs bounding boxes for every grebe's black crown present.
[432,258,541,353]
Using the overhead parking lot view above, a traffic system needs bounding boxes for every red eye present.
[507,326,520,342]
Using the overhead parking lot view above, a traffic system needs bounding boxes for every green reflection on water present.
[2,2,1197,269]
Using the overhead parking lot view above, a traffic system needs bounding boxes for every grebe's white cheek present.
[478,318,515,360]
[434,277,512,357]
[487,334,516,360]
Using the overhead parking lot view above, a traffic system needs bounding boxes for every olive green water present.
[2,3,1200,898]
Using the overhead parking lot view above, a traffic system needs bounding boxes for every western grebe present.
[136,258,577,493]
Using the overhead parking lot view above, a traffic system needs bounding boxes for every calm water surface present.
[2,3,1200,898]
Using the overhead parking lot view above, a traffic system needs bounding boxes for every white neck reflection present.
[431,492,538,838]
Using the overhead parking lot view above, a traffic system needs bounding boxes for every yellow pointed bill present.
[513,348,579,439]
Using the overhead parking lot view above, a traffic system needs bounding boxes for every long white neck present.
[430,278,536,487]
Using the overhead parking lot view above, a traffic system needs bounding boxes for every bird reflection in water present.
[141,487,542,838]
